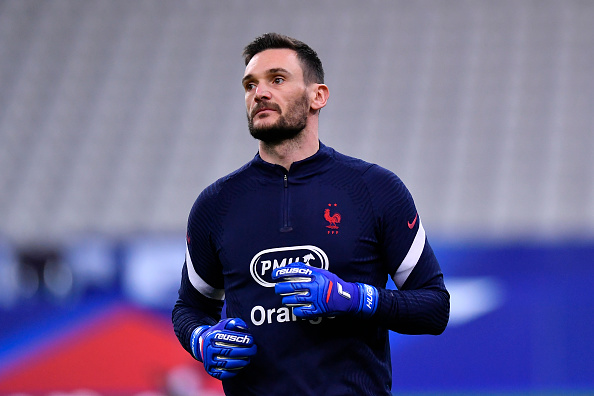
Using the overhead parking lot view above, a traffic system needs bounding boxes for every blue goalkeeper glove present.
[190,318,257,380]
[272,262,378,318]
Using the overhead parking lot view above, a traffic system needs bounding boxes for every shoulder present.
[328,148,374,173]
[189,160,255,218]
[329,148,408,193]
[328,148,415,220]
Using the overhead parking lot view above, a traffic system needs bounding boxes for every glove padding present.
[191,318,257,380]
[272,262,378,318]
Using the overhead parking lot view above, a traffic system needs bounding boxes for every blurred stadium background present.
[0,0,593,395]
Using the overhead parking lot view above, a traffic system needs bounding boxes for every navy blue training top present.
[173,143,449,395]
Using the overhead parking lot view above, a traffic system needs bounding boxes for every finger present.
[213,355,254,370]
[214,344,257,359]
[274,281,310,296]
[292,305,319,318]
[208,367,241,380]
[276,276,312,284]
[281,294,312,308]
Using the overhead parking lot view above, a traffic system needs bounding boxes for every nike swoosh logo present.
[408,213,418,229]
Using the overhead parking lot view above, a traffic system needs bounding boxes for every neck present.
[258,127,319,171]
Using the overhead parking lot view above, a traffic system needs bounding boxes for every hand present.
[190,318,257,380]
[272,262,378,318]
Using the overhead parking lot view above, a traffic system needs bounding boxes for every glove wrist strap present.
[190,325,210,362]
[356,283,379,318]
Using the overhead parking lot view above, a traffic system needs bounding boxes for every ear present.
[310,84,329,111]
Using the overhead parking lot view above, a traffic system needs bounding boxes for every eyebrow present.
[242,67,292,85]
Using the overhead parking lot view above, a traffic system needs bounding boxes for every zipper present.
[280,173,293,232]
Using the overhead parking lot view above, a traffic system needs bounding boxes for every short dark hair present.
[243,32,325,85]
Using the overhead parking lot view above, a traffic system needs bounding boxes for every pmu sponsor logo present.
[250,245,329,287]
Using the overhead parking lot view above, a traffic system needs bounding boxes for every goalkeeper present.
[172,33,449,395]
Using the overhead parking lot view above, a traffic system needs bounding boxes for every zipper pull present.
[284,174,288,187]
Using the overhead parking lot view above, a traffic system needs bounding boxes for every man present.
[173,32,449,395]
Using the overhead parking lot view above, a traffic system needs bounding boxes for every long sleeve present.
[363,164,450,335]
[374,240,449,335]
[172,182,227,357]
[172,262,223,356]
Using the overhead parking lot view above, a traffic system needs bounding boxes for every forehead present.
[244,48,303,78]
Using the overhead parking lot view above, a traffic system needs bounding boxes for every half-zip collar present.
[249,141,334,233]
[250,141,334,180]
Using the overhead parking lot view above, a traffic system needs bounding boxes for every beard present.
[247,92,309,145]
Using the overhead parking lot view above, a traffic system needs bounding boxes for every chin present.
[250,126,303,145]
[253,115,277,127]
[252,120,274,130]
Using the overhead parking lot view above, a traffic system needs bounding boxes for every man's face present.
[242,49,311,144]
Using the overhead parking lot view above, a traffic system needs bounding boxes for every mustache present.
[251,101,281,118]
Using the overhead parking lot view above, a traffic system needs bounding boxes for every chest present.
[217,176,381,290]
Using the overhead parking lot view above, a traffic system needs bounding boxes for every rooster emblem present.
[324,208,341,229]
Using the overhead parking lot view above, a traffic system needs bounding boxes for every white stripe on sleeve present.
[186,244,225,300]
[392,220,426,288]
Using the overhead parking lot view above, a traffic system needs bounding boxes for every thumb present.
[223,317,250,332]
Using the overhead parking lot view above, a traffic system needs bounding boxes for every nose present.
[254,84,271,101]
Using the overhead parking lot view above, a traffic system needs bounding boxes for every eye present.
[273,76,285,85]
[244,82,256,91]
